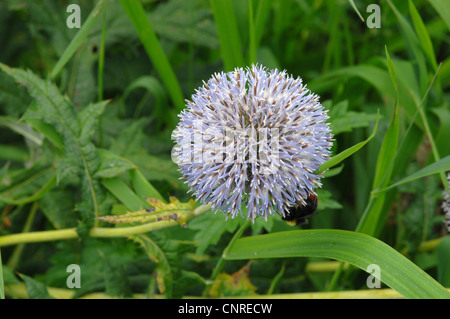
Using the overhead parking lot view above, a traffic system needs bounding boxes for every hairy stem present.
[0,204,211,248]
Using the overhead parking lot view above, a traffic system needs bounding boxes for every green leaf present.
[0,165,56,206]
[356,47,400,236]
[190,213,240,256]
[130,234,173,298]
[318,110,379,173]
[328,101,379,135]
[94,150,136,179]
[39,189,78,229]
[409,0,438,71]
[428,0,450,31]
[0,116,43,146]
[387,0,428,95]
[122,75,170,126]
[101,177,149,212]
[431,107,450,157]
[129,168,165,203]
[210,0,245,71]
[19,274,54,299]
[119,0,185,111]
[50,0,106,80]
[437,236,450,287]
[309,65,421,130]
[149,0,219,49]
[0,64,109,226]
[224,230,450,299]
[377,154,450,193]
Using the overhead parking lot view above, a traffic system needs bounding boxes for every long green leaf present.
[428,0,450,31]
[437,236,450,287]
[101,177,149,212]
[224,230,450,299]
[318,110,379,173]
[356,48,400,236]
[377,154,450,194]
[387,0,428,95]
[409,0,438,71]
[130,234,173,298]
[119,0,185,111]
[210,0,245,71]
[50,0,106,80]
[130,169,165,203]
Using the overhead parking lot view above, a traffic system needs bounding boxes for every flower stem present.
[0,204,211,248]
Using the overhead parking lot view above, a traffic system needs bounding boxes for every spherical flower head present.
[172,64,333,222]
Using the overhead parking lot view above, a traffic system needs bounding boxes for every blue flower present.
[172,65,333,222]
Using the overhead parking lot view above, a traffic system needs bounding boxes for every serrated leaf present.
[0,64,108,228]
[0,164,56,206]
[130,234,173,298]
[149,0,219,49]
[78,101,108,143]
[189,213,240,256]
[316,189,343,210]
[94,157,135,179]
[19,274,54,299]
[39,189,78,229]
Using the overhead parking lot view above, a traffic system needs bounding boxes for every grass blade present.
[225,229,450,299]
[119,0,185,111]
[210,0,245,71]
[130,168,165,203]
[428,0,450,31]
[318,110,379,173]
[356,47,399,236]
[376,154,450,194]
[50,0,106,80]
[409,0,438,71]
[348,0,365,22]
[101,177,149,212]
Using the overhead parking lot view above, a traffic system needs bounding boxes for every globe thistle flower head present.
[172,64,333,222]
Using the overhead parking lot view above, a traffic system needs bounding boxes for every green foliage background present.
[0,0,449,299]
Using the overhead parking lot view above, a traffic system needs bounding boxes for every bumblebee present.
[282,193,319,226]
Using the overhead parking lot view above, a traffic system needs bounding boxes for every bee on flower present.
[172,65,333,223]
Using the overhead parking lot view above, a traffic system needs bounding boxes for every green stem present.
[248,0,257,65]
[7,202,38,269]
[202,219,251,296]
[97,0,107,150]
[97,1,107,103]
[327,261,346,291]
[0,204,211,248]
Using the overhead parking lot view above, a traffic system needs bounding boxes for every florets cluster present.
[172,65,333,222]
